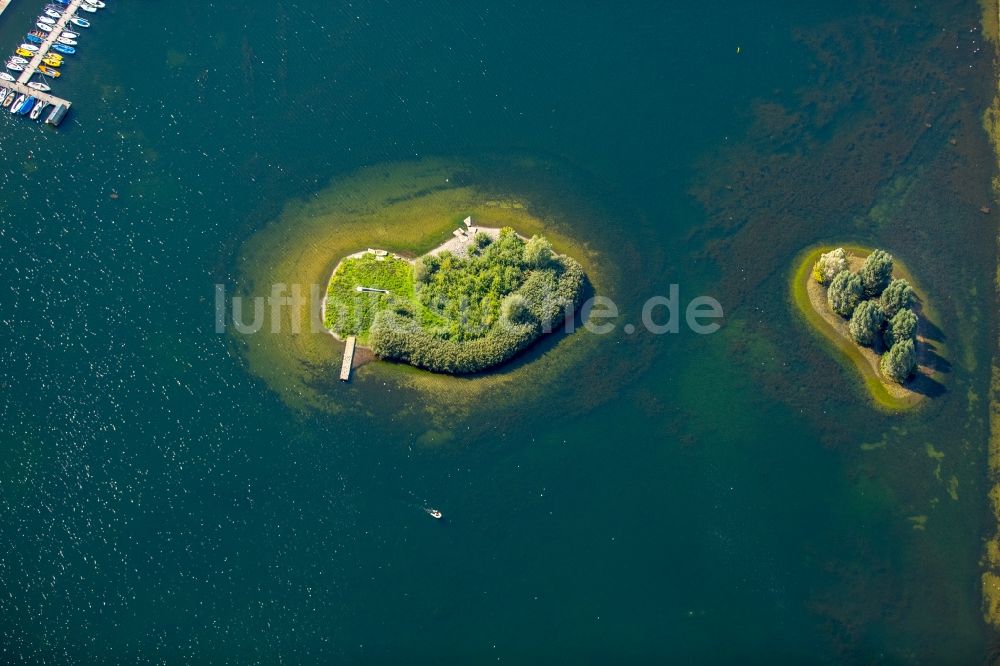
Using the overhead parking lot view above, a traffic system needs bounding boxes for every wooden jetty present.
[340,336,357,381]
[3,0,89,126]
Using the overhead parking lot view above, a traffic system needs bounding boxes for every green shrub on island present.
[879,278,914,317]
[848,300,885,347]
[828,270,864,317]
[880,338,917,384]
[473,231,493,249]
[330,228,586,374]
[860,249,893,297]
[811,247,849,285]
[884,308,918,347]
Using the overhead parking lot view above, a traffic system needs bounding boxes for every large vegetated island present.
[324,222,586,374]
[792,245,946,409]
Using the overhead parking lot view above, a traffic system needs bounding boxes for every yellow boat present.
[41,58,61,68]
[37,65,60,77]
[43,53,62,62]
[15,48,34,58]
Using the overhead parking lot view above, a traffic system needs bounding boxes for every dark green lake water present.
[1,1,997,662]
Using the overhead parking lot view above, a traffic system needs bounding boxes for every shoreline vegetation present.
[980,0,1000,631]
[323,221,586,374]
[791,244,945,411]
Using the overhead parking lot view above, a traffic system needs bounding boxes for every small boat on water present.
[19,43,40,52]
[57,36,77,46]
[37,16,56,25]
[6,62,25,72]
[78,3,96,12]
[70,17,90,27]
[27,81,51,92]
[16,48,36,57]
[0,89,8,106]
[10,57,29,65]
[36,22,53,32]
[85,0,105,7]
[25,34,44,45]
[62,30,79,39]
[44,9,61,18]
[3,92,15,108]
[18,97,36,116]
[424,507,443,519]
[0,72,15,82]
[51,44,75,55]
[30,100,47,120]
[41,58,61,68]
[9,94,26,113]
[37,65,60,77]
[43,53,62,63]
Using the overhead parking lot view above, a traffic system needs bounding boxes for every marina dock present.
[340,336,357,381]
[1,0,97,126]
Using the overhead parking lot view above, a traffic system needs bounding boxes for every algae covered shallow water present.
[0,0,997,662]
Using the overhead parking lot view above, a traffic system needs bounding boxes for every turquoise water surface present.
[0,1,996,662]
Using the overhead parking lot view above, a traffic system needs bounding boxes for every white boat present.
[6,62,25,72]
[78,3,96,12]
[70,17,90,27]
[29,101,46,120]
[85,0,105,7]
[62,30,79,39]
[19,44,40,52]
[0,89,8,106]
[27,81,51,92]
[57,36,77,46]
[10,56,29,64]
[9,94,26,114]
[0,72,14,82]
[44,9,61,18]
[423,507,443,519]
[38,16,56,24]
[35,22,52,32]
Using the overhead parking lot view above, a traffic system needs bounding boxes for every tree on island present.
[828,270,864,317]
[413,255,435,283]
[848,300,885,347]
[523,235,554,268]
[812,247,849,285]
[880,278,914,317]
[881,338,916,384]
[500,293,533,325]
[860,249,893,297]
[884,308,918,347]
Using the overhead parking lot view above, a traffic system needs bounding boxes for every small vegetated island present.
[323,220,586,374]
[793,245,940,409]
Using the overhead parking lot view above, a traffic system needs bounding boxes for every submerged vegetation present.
[325,228,586,374]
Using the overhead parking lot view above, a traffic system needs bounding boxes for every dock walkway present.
[340,336,357,381]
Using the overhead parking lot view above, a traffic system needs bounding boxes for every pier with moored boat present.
[0,0,109,127]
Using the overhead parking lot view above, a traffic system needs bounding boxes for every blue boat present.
[51,44,75,55]
[25,34,43,45]
[18,97,36,116]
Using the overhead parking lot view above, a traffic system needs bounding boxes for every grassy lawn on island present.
[324,254,416,343]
